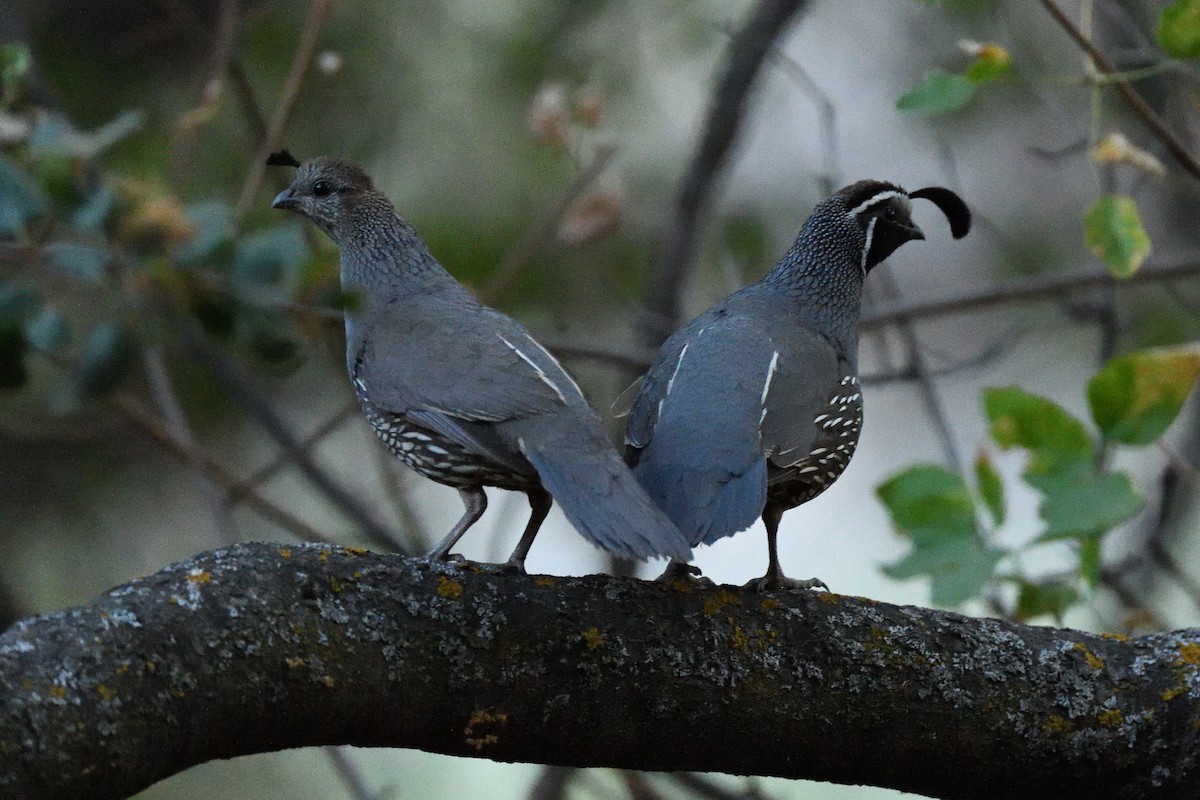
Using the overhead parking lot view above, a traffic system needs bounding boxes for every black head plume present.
[909,187,970,239]
[266,149,302,168]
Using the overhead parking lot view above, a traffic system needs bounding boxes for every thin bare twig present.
[175,321,405,552]
[479,142,620,305]
[771,49,839,196]
[169,0,241,189]
[234,400,358,493]
[1039,0,1200,182]
[860,254,1200,330]
[142,346,240,543]
[110,394,336,544]
[325,747,387,800]
[647,0,811,340]
[234,0,336,222]
[873,269,962,473]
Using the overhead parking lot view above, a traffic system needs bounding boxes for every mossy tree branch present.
[2,542,1199,800]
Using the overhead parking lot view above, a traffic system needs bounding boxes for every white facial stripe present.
[665,343,689,398]
[860,215,878,277]
[847,190,906,217]
[497,333,567,403]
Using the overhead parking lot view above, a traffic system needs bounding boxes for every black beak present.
[272,188,297,210]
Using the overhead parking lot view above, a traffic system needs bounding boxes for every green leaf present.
[984,386,1093,462]
[24,305,69,353]
[74,322,137,399]
[883,537,1004,607]
[897,69,976,115]
[1014,579,1079,623]
[175,200,234,265]
[0,156,49,236]
[0,42,31,106]
[974,451,1005,526]
[877,464,977,545]
[1159,0,1200,59]
[1084,195,1151,278]
[1031,468,1142,541]
[43,243,109,283]
[28,110,143,159]
[72,185,116,233]
[232,223,307,286]
[1087,345,1200,446]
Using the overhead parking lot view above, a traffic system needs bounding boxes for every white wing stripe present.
[497,334,567,403]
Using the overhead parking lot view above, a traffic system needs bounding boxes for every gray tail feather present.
[519,428,693,562]
[633,455,766,547]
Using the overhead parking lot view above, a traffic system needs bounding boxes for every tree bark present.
[2,542,1198,800]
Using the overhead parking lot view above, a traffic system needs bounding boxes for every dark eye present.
[312,181,332,198]
[884,206,897,220]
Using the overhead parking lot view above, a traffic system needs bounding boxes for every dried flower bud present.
[571,87,604,129]
[527,82,570,150]
[1092,132,1166,177]
[559,190,622,246]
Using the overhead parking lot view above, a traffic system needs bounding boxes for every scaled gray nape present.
[271,156,691,571]
[624,180,970,589]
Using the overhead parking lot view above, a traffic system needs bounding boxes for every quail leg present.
[501,489,553,574]
[428,487,488,562]
[746,505,828,592]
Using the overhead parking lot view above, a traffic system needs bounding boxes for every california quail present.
[624,180,969,589]
[271,155,692,570]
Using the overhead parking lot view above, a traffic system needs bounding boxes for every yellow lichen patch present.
[534,577,556,587]
[1073,642,1105,671]
[1162,685,1185,702]
[48,686,66,700]
[703,590,740,615]
[115,664,129,676]
[186,570,212,585]
[97,684,117,701]
[464,708,508,751]
[582,628,604,650]
[344,546,367,556]
[278,547,293,558]
[759,598,780,611]
[322,675,336,688]
[353,571,363,579]
[817,592,840,605]
[1097,708,1124,728]
[667,580,694,593]
[285,657,306,669]
[730,622,749,651]
[1043,715,1071,733]
[437,576,464,599]
[145,660,157,672]
[318,551,330,563]
[1100,632,1131,642]
[328,576,344,594]
[1176,642,1200,666]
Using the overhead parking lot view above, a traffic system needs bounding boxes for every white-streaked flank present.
[665,344,689,398]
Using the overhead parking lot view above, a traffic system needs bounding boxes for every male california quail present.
[624,180,969,589]
[270,155,691,570]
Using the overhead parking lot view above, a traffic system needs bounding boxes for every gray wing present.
[625,312,779,546]
[355,298,580,424]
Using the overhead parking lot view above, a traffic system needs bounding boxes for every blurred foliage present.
[881,345,1200,620]
[1158,0,1200,59]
